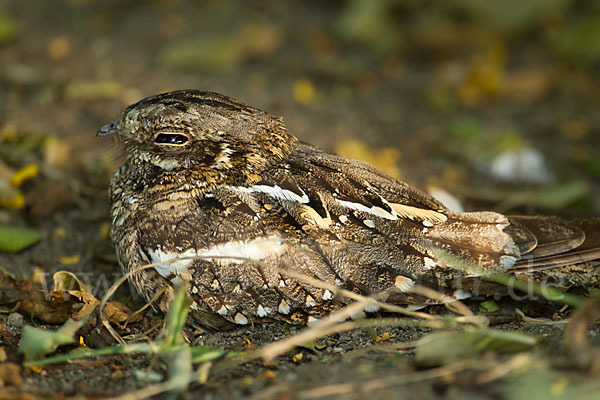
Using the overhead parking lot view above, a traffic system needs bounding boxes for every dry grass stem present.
[99,252,457,344]
[124,287,166,327]
[409,284,473,316]
[94,250,489,397]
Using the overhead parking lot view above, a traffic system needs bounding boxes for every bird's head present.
[98,90,296,180]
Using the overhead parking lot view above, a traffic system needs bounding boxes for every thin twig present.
[124,287,166,327]
[515,308,568,325]
[121,321,164,342]
[409,284,474,317]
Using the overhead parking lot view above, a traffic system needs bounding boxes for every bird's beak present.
[96,121,118,137]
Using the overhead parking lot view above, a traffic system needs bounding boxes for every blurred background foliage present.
[0,0,599,254]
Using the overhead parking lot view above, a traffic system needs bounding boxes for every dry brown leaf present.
[52,271,135,323]
[104,300,137,324]
[0,270,75,324]
[0,270,137,326]
[52,270,87,292]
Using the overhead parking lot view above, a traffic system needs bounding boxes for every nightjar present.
[99,90,600,330]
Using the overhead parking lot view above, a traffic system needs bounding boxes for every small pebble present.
[7,312,23,328]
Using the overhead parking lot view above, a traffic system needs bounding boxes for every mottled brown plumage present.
[98,90,600,330]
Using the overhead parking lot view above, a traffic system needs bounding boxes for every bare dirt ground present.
[1,1,600,399]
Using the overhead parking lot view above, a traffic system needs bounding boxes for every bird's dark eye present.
[154,133,189,145]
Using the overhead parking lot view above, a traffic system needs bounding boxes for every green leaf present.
[551,15,600,65]
[0,14,17,43]
[504,364,600,400]
[165,345,192,400]
[133,369,163,383]
[365,326,378,341]
[582,157,600,178]
[300,339,327,352]
[0,225,41,252]
[160,280,191,348]
[415,329,539,367]
[190,346,226,363]
[449,117,484,140]
[64,80,122,101]
[479,300,500,313]
[282,323,304,332]
[161,36,243,71]
[335,0,400,53]
[531,180,589,209]
[19,319,84,361]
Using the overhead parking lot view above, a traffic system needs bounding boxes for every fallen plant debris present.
[1,216,597,399]
[51,270,134,324]
[0,270,75,324]
[0,225,41,253]
[2,253,593,399]
[0,270,138,327]
[414,328,539,368]
[0,260,597,399]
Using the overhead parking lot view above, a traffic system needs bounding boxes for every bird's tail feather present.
[506,217,600,289]
[509,216,600,271]
[423,213,599,291]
